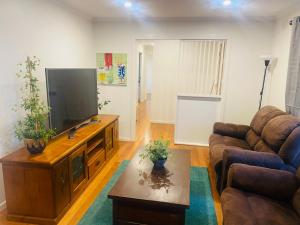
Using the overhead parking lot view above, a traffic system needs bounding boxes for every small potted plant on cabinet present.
[140,139,170,170]
[14,56,55,154]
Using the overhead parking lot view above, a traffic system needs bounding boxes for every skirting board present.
[174,140,209,147]
[119,137,134,142]
[150,120,175,125]
[0,201,6,210]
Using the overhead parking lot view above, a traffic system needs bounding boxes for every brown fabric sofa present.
[209,106,300,193]
[221,164,300,225]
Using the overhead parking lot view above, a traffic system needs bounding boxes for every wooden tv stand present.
[0,114,119,225]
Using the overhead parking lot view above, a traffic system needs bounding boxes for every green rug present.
[79,161,217,225]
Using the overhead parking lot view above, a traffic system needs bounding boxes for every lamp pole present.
[259,59,271,110]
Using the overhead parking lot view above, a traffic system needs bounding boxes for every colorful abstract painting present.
[96,53,127,86]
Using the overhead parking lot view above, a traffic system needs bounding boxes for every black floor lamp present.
[259,57,271,110]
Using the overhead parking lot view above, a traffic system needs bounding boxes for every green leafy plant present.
[140,139,171,162]
[97,88,110,111]
[14,56,55,142]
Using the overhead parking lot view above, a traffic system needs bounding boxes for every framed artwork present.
[96,53,127,86]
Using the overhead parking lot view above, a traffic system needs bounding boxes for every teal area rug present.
[79,161,217,225]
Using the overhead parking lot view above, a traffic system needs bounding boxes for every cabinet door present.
[69,144,87,200]
[113,120,119,150]
[105,120,119,159]
[105,123,114,155]
[54,157,71,216]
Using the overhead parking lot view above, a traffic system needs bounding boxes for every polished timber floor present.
[79,161,217,225]
[0,100,223,225]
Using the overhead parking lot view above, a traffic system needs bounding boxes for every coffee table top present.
[108,149,191,208]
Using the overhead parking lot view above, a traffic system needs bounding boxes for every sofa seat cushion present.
[254,140,275,153]
[209,134,251,149]
[221,188,300,225]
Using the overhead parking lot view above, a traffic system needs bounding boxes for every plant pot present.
[152,159,167,170]
[24,138,46,154]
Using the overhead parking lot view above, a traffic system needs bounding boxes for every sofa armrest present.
[213,122,250,139]
[227,163,299,201]
[220,148,285,192]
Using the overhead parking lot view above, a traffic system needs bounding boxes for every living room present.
[1,0,300,225]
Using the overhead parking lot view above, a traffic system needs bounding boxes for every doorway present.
[138,52,142,103]
[136,41,154,126]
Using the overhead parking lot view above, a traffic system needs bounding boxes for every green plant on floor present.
[14,56,55,144]
[140,138,171,163]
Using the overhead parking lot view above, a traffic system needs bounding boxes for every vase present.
[24,138,46,154]
[152,159,167,170]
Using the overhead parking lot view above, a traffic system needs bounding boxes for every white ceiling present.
[61,0,300,20]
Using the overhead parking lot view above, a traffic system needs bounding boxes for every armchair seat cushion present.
[209,134,250,169]
[221,187,300,225]
[209,134,251,149]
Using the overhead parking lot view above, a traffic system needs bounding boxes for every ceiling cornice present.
[92,16,276,24]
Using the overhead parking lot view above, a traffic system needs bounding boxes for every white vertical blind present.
[178,40,226,96]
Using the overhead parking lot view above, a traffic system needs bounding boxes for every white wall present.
[0,0,94,209]
[94,19,275,139]
[268,10,300,109]
[144,45,153,94]
[0,2,280,209]
[151,40,179,124]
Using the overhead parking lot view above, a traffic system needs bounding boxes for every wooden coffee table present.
[108,149,191,225]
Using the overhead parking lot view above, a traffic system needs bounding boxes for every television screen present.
[46,68,98,135]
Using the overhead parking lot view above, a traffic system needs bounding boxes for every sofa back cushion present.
[279,127,300,168]
[250,106,286,135]
[262,115,300,153]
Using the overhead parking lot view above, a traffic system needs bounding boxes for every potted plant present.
[140,139,171,170]
[14,56,55,154]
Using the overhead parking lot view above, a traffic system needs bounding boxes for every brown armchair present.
[209,106,300,193]
[221,164,300,225]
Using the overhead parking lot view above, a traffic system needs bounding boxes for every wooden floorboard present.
[0,100,223,225]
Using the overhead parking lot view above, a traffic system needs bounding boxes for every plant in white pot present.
[140,139,170,170]
[14,56,55,154]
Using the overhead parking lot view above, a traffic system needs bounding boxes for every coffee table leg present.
[112,200,118,225]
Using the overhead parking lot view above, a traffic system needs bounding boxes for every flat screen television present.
[46,68,98,136]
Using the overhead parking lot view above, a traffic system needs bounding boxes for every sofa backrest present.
[279,126,300,169]
[247,106,300,170]
[254,111,300,170]
[250,106,287,135]
[262,115,300,153]
[246,106,286,150]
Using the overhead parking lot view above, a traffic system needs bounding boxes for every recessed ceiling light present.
[124,1,132,8]
[223,0,232,6]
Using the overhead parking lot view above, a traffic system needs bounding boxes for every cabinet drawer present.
[88,150,105,178]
